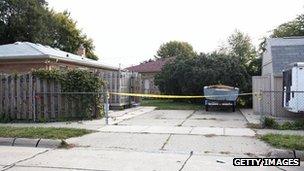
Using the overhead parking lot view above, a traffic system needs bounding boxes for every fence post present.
[104,89,109,125]
[33,88,36,122]
[259,90,264,126]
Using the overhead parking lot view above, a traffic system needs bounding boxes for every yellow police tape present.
[109,92,259,99]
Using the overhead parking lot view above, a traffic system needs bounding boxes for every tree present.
[0,0,98,60]
[220,30,257,65]
[155,53,251,96]
[49,11,97,60]
[272,14,304,38]
[156,41,196,58]
[220,30,261,76]
[0,0,50,44]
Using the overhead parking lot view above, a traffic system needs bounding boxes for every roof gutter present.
[0,54,119,71]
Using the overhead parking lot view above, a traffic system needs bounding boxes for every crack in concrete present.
[176,110,197,127]
[2,149,49,171]
[178,151,193,171]
[160,134,172,150]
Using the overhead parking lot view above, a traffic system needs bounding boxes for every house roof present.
[268,37,304,46]
[263,37,304,75]
[125,57,175,73]
[0,42,119,70]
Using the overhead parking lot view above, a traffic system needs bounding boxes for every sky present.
[47,0,304,68]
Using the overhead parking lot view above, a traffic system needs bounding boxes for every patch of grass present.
[263,117,279,129]
[141,99,202,110]
[262,117,304,130]
[260,134,304,150]
[0,126,93,139]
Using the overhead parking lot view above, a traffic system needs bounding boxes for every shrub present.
[280,122,293,130]
[263,117,279,129]
[262,117,304,130]
[155,53,252,106]
[33,69,105,119]
[293,120,304,130]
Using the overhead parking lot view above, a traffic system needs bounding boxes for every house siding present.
[271,45,304,75]
[141,72,160,94]
[0,60,48,73]
[254,38,304,117]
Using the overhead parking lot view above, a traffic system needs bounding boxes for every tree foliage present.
[272,14,304,38]
[155,53,251,96]
[156,41,196,58]
[221,30,261,76]
[33,69,105,119]
[0,0,97,60]
[222,30,257,65]
[155,31,261,107]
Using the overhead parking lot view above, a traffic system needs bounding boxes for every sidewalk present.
[0,106,155,130]
[99,125,256,136]
[239,108,261,125]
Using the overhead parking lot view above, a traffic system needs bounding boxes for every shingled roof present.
[262,37,304,76]
[0,42,119,70]
[125,57,175,73]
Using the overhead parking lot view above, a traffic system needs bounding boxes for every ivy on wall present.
[33,69,105,120]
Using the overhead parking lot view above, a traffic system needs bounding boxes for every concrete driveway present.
[1,108,303,171]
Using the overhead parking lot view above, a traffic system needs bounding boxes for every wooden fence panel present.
[4,76,9,116]
[9,76,15,118]
[50,81,55,119]
[0,75,3,114]
[28,74,33,120]
[35,78,42,121]
[42,79,48,120]
[21,75,27,120]
[0,71,140,121]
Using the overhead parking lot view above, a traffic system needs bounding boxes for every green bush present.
[0,114,12,123]
[33,69,105,120]
[263,117,279,129]
[262,117,304,130]
[293,120,304,130]
[280,122,293,130]
[155,53,252,106]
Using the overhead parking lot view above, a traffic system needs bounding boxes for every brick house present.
[253,37,304,117]
[0,42,119,73]
[125,57,175,94]
[0,42,144,108]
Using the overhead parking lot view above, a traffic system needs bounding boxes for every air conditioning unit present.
[282,62,304,113]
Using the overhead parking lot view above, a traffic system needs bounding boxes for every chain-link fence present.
[258,91,304,118]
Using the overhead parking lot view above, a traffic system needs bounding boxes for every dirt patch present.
[194,118,218,121]
[204,134,217,137]
[220,151,231,154]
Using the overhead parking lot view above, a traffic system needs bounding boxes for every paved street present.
[1,108,303,170]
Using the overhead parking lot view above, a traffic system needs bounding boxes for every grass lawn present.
[141,99,203,110]
[0,126,93,140]
[260,134,304,150]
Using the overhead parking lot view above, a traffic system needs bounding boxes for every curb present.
[0,137,62,148]
[269,149,304,161]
